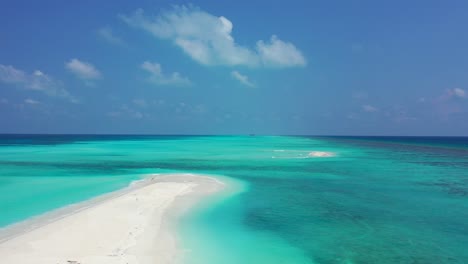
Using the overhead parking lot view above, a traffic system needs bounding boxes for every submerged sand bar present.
[0,173,224,264]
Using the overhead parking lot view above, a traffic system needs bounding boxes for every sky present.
[1,0,467,135]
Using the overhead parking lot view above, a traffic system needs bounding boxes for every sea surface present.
[0,135,467,263]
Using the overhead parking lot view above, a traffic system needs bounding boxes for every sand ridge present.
[0,173,225,264]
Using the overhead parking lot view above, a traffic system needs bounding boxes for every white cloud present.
[97,26,125,46]
[0,64,27,83]
[231,71,255,87]
[453,88,466,98]
[132,98,148,107]
[256,35,306,67]
[141,61,191,86]
[0,64,75,101]
[65,58,101,80]
[437,88,467,102]
[121,6,306,68]
[24,98,40,105]
[362,104,378,112]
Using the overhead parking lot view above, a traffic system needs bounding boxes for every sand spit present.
[0,173,224,264]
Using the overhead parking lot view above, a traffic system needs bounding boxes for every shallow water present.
[1,135,467,263]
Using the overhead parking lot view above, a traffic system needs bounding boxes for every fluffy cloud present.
[231,71,255,87]
[362,104,378,112]
[121,6,306,68]
[141,61,191,86]
[452,88,466,98]
[435,88,467,103]
[256,35,306,67]
[0,64,75,101]
[65,58,101,80]
[0,64,26,83]
[97,26,125,46]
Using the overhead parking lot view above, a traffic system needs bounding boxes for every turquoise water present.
[1,135,468,263]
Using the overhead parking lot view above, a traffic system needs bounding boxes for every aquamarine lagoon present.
[1,135,467,263]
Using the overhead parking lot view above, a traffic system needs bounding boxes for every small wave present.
[272,149,336,158]
[308,151,335,157]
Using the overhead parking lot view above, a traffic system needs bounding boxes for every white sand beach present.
[0,173,224,264]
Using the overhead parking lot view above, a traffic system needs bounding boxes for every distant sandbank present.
[272,149,336,159]
[0,173,225,264]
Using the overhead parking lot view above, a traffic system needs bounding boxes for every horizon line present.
[0,133,467,138]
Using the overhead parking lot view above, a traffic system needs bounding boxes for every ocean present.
[0,135,467,263]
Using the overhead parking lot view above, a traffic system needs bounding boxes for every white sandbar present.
[0,173,224,264]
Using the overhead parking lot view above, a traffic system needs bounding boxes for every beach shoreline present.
[0,173,225,264]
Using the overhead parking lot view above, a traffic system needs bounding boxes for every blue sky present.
[1,0,467,135]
